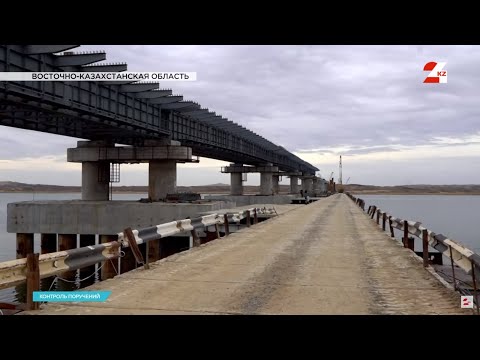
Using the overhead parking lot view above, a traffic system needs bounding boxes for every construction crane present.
[346,177,351,185]
[339,155,343,185]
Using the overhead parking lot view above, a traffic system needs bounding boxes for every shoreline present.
[1,190,480,196]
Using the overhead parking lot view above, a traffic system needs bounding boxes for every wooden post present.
[100,234,118,280]
[223,214,230,236]
[407,236,415,251]
[471,261,479,315]
[16,233,34,259]
[246,210,251,227]
[191,229,201,247]
[376,211,380,225]
[422,229,429,268]
[123,228,149,270]
[403,220,408,248]
[367,206,372,215]
[371,206,376,219]
[254,209,258,224]
[148,239,160,263]
[26,253,40,311]
[214,223,220,239]
[389,216,394,237]
[382,213,386,231]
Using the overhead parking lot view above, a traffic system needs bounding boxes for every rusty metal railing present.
[0,206,276,311]
[346,192,479,314]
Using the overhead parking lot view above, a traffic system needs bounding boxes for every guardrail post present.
[223,214,230,236]
[471,261,479,315]
[422,229,429,268]
[246,210,251,227]
[191,229,201,247]
[123,228,149,270]
[388,216,394,237]
[407,237,415,251]
[403,220,408,248]
[148,239,160,263]
[100,234,118,280]
[26,253,40,311]
[254,209,258,224]
[382,213,386,231]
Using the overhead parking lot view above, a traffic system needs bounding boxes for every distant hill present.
[343,184,480,195]
[1,181,480,194]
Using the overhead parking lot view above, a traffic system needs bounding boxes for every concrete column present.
[312,178,319,195]
[290,176,300,194]
[305,178,313,193]
[82,162,110,201]
[16,233,34,259]
[149,160,176,201]
[260,172,273,195]
[302,178,313,194]
[272,175,280,194]
[230,172,243,195]
[301,178,307,192]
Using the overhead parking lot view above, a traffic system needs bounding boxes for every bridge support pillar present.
[312,177,319,196]
[82,162,110,201]
[260,173,273,195]
[272,175,280,194]
[302,178,313,194]
[290,176,299,194]
[149,160,177,201]
[230,172,243,195]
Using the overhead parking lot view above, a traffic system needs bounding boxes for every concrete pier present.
[301,177,313,194]
[82,162,110,201]
[272,175,280,194]
[7,200,232,235]
[289,176,299,194]
[260,173,273,195]
[230,172,243,196]
[68,139,195,202]
[31,194,469,315]
[148,160,176,201]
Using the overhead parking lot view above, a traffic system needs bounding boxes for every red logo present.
[423,62,447,83]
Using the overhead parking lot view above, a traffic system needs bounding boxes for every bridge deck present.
[27,194,469,315]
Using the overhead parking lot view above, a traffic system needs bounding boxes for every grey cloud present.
[2,45,480,185]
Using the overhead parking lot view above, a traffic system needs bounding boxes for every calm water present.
[355,194,480,254]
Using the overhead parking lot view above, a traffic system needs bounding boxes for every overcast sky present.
[1,45,479,186]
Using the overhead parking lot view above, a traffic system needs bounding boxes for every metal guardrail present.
[0,206,276,306]
[0,241,120,291]
[346,192,479,314]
